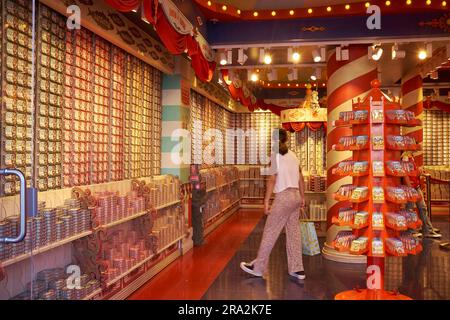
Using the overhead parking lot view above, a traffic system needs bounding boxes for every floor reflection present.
[202,219,450,300]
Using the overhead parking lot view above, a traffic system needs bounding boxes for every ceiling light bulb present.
[222,5,227,10]
[385,1,391,5]
[219,53,227,65]
[310,75,317,81]
[278,83,281,87]
[207,1,212,6]
[372,47,383,61]
[345,4,350,9]
[442,1,447,5]
[308,8,313,14]
[237,9,241,14]
[426,0,431,4]
[418,50,427,60]
[406,0,412,4]
[271,11,276,16]
[327,6,332,12]
[292,52,301,62]
[365,2,371,7]
[312,48,324,62]
[264,54,272,64]
[250,73,259,82]
[253,11,258,17]
[289,10,294,15]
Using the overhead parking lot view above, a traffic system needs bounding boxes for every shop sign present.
[281,108,327,123]
[196,32,215,62]
[160,0,193,35]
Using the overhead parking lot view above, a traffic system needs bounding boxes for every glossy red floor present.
[128,210,263,300]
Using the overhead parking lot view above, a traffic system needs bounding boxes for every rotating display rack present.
[331,80,423,300]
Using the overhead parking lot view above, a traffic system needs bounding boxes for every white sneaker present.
[289,271,306,280]
[240,262,263,277]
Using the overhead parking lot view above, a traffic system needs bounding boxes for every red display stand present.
[332,80,423,300]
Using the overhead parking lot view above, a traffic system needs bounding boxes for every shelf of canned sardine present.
[0,177,182,268]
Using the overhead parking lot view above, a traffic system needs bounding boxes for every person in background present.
[240,128,306,280]
[402,151,441,238]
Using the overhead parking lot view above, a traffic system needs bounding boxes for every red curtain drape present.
[282,122,326,132]
[105,0,140,11]
[105,0,215,82]
[306,122,324,131]
[424,98,450,113]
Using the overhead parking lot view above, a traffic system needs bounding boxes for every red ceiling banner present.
[105,0,215,82]
[424,97,450,114]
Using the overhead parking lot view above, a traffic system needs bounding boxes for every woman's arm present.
[264,174,276,214]
[299,168,306,208]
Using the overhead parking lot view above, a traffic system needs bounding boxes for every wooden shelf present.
[155,199,181,210]
[1,230,93,268]
[101,210,149,229]
[206,180,239,192]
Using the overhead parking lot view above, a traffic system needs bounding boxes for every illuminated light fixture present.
[391,44,405,60]
[287,68,298,81]
[442,1,447,6]
[253,11,258,17]
[345,4,351,10]
[308,8,313,14]
[322,83,326,87]
[131,8,138,12]
[418,43,433,60]
[406,0,412,4]
[426,0,431,4]
[336,45,349,61]
[259,48,272,64]
[312,47,326,62]
[289,10,294,15]
[310,75,317,81]
[385,1,391,6]
[271,11,276,16]
[368,44,383,61]
[207,1,212,6]
[327,6,332,12]
[365,2,371,7]
[237,48,248,65]
[267,69,278,81]
[237,9,241,14]
[418,50,427,60]
[219,49,232,65]
[278,83,281,87]
[222,5,227,11]
[267,83,271,87]
[296,83,299,87]
[287,83,290,87]
[310,67,321,81]
[287,48,301,63]
[248,71,259,82]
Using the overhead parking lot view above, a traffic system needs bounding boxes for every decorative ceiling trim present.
[194,0,448,21]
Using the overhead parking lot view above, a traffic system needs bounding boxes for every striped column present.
[161,74,191,183]
[401,73,423,167]
[322,45,378,263]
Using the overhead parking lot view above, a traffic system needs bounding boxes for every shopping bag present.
[300,221,321,256]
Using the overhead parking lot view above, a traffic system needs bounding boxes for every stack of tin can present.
[0,219,12,260]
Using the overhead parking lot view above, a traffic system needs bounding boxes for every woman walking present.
[240,128,306,280]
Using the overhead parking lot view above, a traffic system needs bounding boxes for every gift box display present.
[151,205,185,251]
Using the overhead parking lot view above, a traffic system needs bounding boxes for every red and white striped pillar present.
[401,73,424,167]
[322,45,378,263]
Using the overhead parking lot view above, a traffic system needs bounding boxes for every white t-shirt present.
[271,150,300,193]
